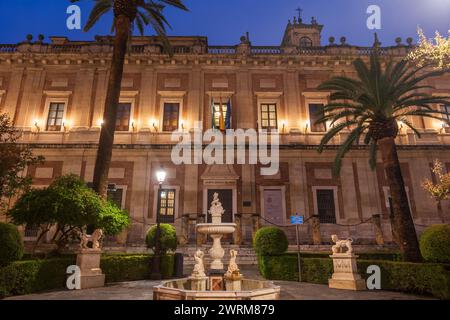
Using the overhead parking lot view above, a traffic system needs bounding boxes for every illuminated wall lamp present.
[33,119,41,132]
[62,120,70,132]
[150,119,158,132]
[304,121,310,133]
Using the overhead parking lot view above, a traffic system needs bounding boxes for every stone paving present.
[5,266,432,301]
[5,279,432,300]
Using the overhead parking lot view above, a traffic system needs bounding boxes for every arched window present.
[299,36,313,47]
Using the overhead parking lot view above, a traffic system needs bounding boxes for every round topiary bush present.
[146,224,177,254]
[0,222,24,266]
[253,227,288,255]
[420,225,450,264]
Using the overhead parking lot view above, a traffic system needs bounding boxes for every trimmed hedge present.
[0,223,24,266]
[146,224,178,254]
[253,227,288,255]
[0,257,75,299]
[420,225,450,264]
[258,253,450,299]
[0,254,175,299]
[101,254,175,283]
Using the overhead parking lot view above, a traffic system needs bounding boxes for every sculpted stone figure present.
[80,229,103,250]
[331,234,353,255]
[192,250,206,278]
[225,249,240,278]
[208,192,225,224]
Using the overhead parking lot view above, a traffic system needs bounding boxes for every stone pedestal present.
[328,254,366,291]
[209,234,225,271]
[372,214,385,245]
[76,249,105,289]
[311,215,322,245]
[189,276,208,291]
[225,273,243,291]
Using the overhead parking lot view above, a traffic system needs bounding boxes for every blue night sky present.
[0,0,448,46]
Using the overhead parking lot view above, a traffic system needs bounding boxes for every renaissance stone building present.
[1,16,449,249]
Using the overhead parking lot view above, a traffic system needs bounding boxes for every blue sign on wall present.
[290,215,304,225]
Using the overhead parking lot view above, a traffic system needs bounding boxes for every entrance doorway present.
[207,189,233,223]
[262,189,285,225]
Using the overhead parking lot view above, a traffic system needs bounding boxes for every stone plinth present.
[76,249,105,289]
[225,274,243,291]
[189,276,208,291]
[328,254,366,291]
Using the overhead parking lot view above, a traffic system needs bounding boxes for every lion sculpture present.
[80,229,103,250]
[331,234,354,255]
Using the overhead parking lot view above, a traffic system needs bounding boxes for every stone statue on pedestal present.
[79,229,103,250]
[331,234,353,255]
[192,250,206,278]
[225,249,240,278]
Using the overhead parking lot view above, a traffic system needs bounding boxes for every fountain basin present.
[197,223,237,235]
[153,278,280,300]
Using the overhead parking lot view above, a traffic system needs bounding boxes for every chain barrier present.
[259,215,373,228]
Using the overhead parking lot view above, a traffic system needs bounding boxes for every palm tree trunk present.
[92,15,131,198]
[378,137,422,262]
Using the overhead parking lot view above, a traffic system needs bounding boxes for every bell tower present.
[281,10,323,48]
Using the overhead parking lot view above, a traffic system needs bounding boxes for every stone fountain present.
[196,192,236,273]
[153,193,280,300]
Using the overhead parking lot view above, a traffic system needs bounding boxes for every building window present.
[260,103,278,130]
[107,188,124,209]
[299,37,313,48]
[24,224,39,238]
[162,103,180,132]
[46,102,65,131]
[116,103,131,131]
[158,189,176,223]
[213,102,231,130]
[308,103,327,132]
[316,189,336,224]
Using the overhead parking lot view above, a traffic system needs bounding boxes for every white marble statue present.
[331,234,354,255]
[225,249,240,278]
[192,250,206,278]
[208,192,225,224]
[80,229,103,250]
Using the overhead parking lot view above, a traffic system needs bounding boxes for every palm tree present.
[316,49,449,262]
[71,0,188,198]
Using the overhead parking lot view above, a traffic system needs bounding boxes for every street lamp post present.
[150,168,167,280]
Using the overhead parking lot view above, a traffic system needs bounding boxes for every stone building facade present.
[1,17,449,249]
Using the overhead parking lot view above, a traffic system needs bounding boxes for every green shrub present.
[101,254,174,282]
[146,224,177,254]
[0,254,175,299]
[0,223,24,266]
[0,257,75,299]
[253,227,288,255]
[420,225,450,264]
[258,253,450,299]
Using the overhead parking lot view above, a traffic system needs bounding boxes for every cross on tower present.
[296,7,303,21]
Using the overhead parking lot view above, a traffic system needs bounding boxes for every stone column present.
[196,214,206,246]
[310,215,322,245]
[251,214,261,240]
[179,214,190,246]
[372,214,385,245]
[234,214,242,245]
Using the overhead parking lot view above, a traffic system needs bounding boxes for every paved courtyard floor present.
[5,266,432,301]
[5,279,432,300]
